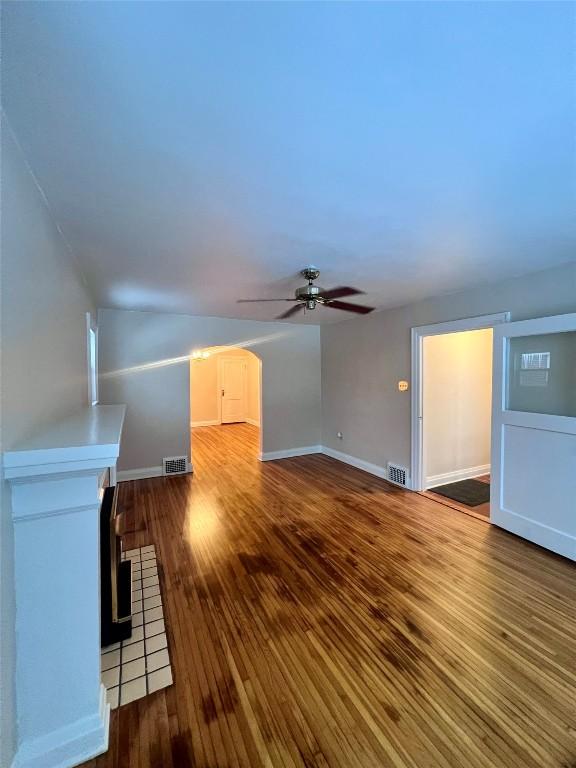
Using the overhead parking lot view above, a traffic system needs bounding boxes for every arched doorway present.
[189,346,262,470]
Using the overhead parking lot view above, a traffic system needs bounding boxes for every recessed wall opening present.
[189,346,262,471]
[411,312,510,522]
[421,328,493,520]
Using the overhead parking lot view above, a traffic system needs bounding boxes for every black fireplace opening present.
[100,485,133,647]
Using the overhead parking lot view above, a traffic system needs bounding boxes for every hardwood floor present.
[84,424,576,768]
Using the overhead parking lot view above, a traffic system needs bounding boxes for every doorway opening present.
[189,346,262,471]
[411,313,510,521]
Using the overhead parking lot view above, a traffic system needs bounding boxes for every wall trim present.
[427,464,490,489]
[117,464,193,482]
[190,418,260,428]
[117,466,163,482]
[410,311,511,492]
[492,509,575,561]
[11,684,109,768]
[321,446,409,486]
[260,446,322,462]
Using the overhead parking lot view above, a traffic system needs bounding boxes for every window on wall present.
[87,314,98,406]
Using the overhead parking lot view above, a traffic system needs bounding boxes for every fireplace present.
[100,485,133,647]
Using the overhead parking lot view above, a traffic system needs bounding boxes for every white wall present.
[98,309,321,470]
[190,348,260,426]
[246,351,261,425]
[423,329,492,486]
[1,118,94,768]
[321,261,576,477]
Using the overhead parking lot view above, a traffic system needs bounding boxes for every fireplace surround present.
[100,485,133,647]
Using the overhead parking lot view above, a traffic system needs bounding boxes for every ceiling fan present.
[237,267,375,320]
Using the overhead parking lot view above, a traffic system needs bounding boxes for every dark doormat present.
[431,478,490,507]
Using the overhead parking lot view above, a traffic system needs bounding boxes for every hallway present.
[192,422,260,468]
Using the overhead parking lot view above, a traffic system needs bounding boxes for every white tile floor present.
[100,545,173,708]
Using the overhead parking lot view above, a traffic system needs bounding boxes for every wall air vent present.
[162,456,188,476]
[387,462,408,488]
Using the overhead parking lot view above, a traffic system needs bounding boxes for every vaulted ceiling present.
[3,2,575,322]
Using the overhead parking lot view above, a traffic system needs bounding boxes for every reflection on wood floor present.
[83,424,576,768]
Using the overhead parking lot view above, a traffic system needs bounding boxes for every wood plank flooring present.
[84,424,576,768]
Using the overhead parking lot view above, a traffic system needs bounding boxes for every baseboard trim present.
[492,508,575,561]
[117,466,162,482]
[12,684,109,768]
[260,446,322,462]
[190,420,220,427]
[246,418,260,427]
[262,445,414,489]
[117,464,193,482]
[321,446,403,485]
[427,464,490,489]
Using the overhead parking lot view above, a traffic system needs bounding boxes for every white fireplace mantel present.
[4,405,125,768]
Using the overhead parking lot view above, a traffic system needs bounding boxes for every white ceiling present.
[3,2,575,323]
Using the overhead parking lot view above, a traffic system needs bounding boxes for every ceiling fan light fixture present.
[237,267,375,320]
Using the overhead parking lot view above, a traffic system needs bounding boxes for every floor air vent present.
[163,456,188,476]
[387,462,408,487]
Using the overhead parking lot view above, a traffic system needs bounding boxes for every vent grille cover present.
[387,462,408,487]
[163,456,188,475]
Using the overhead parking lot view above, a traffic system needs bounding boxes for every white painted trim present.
[260,446,322,461]
[496,311,576,337]
[492,508,576,561]
[410,312,510,492]
[117,463,193,482]
[11,684,109,768]
[190,418,261,428]
[427,464,490,489]
[320,446,414,487]
[117,466,162,481]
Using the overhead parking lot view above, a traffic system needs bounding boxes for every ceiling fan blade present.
[237,298,297,303]
[276,304,304,320]
[318,286,363,300]
[322,300,375,315]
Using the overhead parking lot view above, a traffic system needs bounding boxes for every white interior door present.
[219,358,247,424]
[491,313,576,560]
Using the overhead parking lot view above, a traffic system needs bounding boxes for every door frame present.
[410,312,510,492]
[217,356,248,424]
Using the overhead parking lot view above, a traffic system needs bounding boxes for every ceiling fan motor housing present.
[295,284,321,300]
[295,283,322,310]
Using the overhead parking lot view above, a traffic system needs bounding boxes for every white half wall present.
[1,117,95,768]
[321,261,576,476]
[98,309,321,472]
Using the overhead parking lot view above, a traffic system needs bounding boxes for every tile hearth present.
[100,545,173,708]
